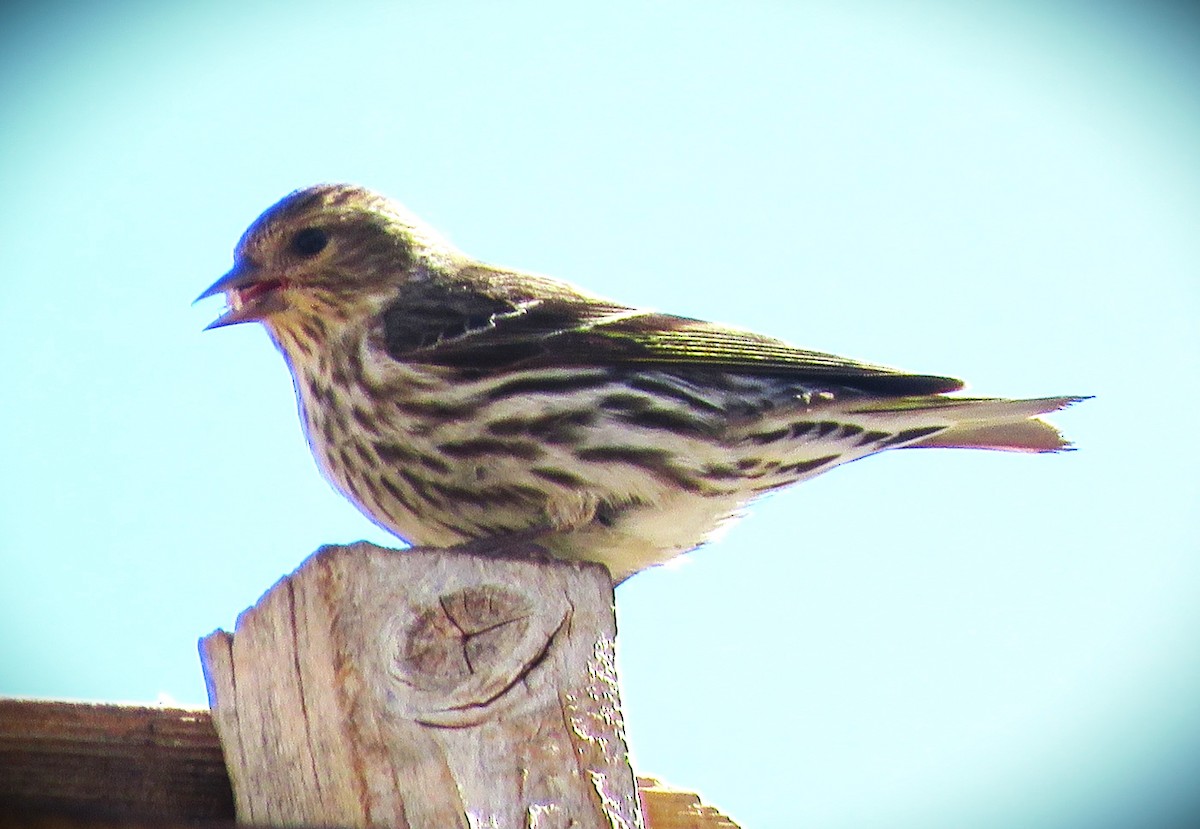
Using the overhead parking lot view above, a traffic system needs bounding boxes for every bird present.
[198,184,1083,583]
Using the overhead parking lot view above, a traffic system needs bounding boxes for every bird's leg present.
[448,526,564,565]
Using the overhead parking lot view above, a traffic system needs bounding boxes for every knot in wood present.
[396,585,533,694]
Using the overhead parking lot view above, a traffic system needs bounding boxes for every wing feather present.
[381,267,963,395]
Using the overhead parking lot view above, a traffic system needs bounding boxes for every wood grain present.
[199,541,643,828]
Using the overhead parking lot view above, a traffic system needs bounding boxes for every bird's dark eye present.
[290,227,328,257]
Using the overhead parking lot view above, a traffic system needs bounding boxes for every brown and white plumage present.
[199,184,1084,582]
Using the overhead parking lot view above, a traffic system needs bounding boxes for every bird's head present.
[197,184,461,334]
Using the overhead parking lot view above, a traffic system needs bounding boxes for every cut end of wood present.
[198,540,638,829]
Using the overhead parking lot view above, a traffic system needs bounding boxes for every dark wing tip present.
[845,373,965,395]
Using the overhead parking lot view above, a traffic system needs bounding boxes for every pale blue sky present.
[2,2,1197,827]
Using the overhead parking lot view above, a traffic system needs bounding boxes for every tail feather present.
[849,395,1089,454]
[906,418,1073,453]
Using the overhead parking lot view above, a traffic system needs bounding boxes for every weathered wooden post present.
[199,541,643,828]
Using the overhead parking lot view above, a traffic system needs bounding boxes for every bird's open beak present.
[195,262,289,330]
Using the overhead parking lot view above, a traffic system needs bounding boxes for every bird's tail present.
[847,395,1090,453]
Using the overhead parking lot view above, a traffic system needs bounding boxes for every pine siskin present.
[198,184,1083,583]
